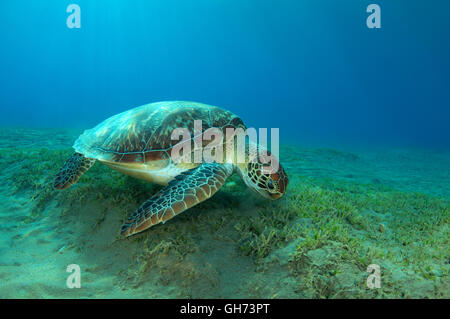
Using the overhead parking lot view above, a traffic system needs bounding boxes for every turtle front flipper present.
[121,163,234,237]
[54,153,96,190]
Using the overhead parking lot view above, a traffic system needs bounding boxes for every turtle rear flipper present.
[121,163,233,237]
[54,153,95,190]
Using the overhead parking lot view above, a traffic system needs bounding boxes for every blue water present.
[1,1,450,299]
[1,0,449,148]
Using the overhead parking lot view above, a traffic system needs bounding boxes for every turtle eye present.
[267,179,277,192]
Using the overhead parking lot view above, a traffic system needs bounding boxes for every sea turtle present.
[54,101,288,237]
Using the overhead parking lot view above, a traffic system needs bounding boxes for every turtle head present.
[239,151,288,200]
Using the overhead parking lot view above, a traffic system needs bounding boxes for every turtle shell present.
[73,101,246,165]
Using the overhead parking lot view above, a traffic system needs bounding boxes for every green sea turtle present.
[54,101,288,237]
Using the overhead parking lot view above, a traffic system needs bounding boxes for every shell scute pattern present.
[74,101,246,166]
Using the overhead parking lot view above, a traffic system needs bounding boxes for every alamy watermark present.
[65,4,381,30]
[66,264,81,288]
[66,4,81,29]
[367,4,381,29]
[366,264,381,289]
[170,120,280,174]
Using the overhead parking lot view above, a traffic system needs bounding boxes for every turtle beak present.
[269,193,283,200]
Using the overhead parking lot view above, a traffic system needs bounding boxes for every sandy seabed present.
[0,127,448,298]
